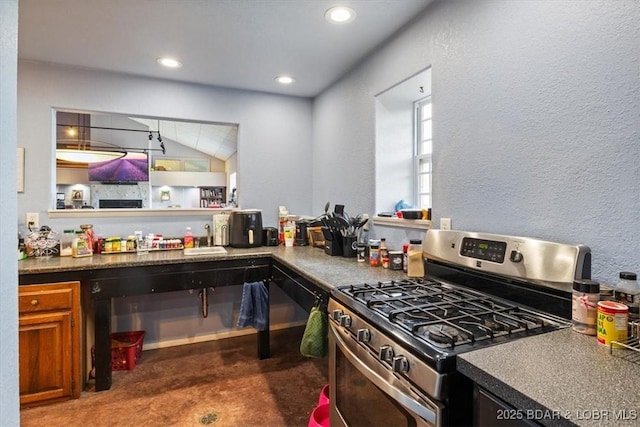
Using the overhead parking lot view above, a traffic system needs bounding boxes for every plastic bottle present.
[80,224,95,253]
[615,272,639,320]
[278,207,288,245]
[72,231,93,258]
[407,239,424,278]
[184,227,194,249]
[379,238,389,259]
[369,241,380,267]
[402,243,409,273]
[615,272,639,301]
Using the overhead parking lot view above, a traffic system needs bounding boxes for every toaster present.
[262,227,278,246]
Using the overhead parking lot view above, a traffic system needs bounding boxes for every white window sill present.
[372,216,431,230]
[48,207,237,218]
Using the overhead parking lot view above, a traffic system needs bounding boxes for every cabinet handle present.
[31,299,39,306]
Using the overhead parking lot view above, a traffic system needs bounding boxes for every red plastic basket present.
[91,330,146,372]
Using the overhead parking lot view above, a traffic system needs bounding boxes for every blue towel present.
[237,281,268,331]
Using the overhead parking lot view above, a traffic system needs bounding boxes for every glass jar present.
[571,279,599,335]
[60,229,75,257]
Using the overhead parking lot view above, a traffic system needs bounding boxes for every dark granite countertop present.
[20,246,639,425]
[458,328,640,427]
[18,245,407,290]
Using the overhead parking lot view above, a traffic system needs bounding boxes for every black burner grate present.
[344,279,549,349]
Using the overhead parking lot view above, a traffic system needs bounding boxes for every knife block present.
[321,227,343,256]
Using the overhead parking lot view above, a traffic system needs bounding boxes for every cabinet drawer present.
[19,283,78,314]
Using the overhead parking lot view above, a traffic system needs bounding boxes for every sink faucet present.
[205,224,212,247]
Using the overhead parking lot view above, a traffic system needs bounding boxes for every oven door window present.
[336,349,418,427]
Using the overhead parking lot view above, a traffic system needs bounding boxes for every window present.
[374,67,431,214]
[415,98,432,209]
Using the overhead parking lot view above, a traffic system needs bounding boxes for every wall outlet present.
[26,212,39,229]
[440,217,452,230]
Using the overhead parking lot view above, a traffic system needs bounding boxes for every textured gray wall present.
[0,0,20,423]
[17,62,313,358]
[313,0,640,284]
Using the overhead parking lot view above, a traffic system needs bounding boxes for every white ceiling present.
[130,117,238,161]
[17,0,432,98]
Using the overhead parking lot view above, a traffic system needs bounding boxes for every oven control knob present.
[339,314,352,328]
[331,309,343,321]
[379,345,394,362]
[509,249,523,263]
[356,329,371,343]
[392,356,409,373]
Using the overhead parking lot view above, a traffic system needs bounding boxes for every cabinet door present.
[19,310,74,405]
[18,281,81,407]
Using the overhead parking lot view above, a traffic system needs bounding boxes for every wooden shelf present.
[200,186,226,208]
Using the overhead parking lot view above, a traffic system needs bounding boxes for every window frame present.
[414,96,432,209]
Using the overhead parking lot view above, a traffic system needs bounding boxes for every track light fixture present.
[56,121,167,163]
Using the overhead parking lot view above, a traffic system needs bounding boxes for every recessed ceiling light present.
[275,75,295,85]
[324,6,356,24]
[157,57,183,68]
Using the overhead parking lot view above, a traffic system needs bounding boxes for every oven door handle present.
[331,323,440,426]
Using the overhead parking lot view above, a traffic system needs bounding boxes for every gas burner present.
[419,324,465,348]
[371,291,403,299]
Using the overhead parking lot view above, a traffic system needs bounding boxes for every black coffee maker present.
[295,220,309,246]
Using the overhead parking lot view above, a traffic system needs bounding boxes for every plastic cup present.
[284,225,295,247]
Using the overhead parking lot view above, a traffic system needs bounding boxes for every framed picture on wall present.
[71,189,83,201]
[153,158,182,171]
[184,159,210,172]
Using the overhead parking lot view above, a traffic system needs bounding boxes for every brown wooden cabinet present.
[19,281,81,407]
[199,186,226,207]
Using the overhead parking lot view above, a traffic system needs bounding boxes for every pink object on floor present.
[318,384,329,406]
[308,403,330,427]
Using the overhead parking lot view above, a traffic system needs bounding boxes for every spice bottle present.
[407,239,424,278]
[571,279,599,335]
[369,241,380,267]
[379,238,389,259]
[402,243,409,273]
[597,301,629,347]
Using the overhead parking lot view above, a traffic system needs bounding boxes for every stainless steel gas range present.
[328,229,591,427]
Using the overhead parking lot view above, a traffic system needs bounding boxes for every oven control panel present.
[460,237,507,263]
[423,229,592,286]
